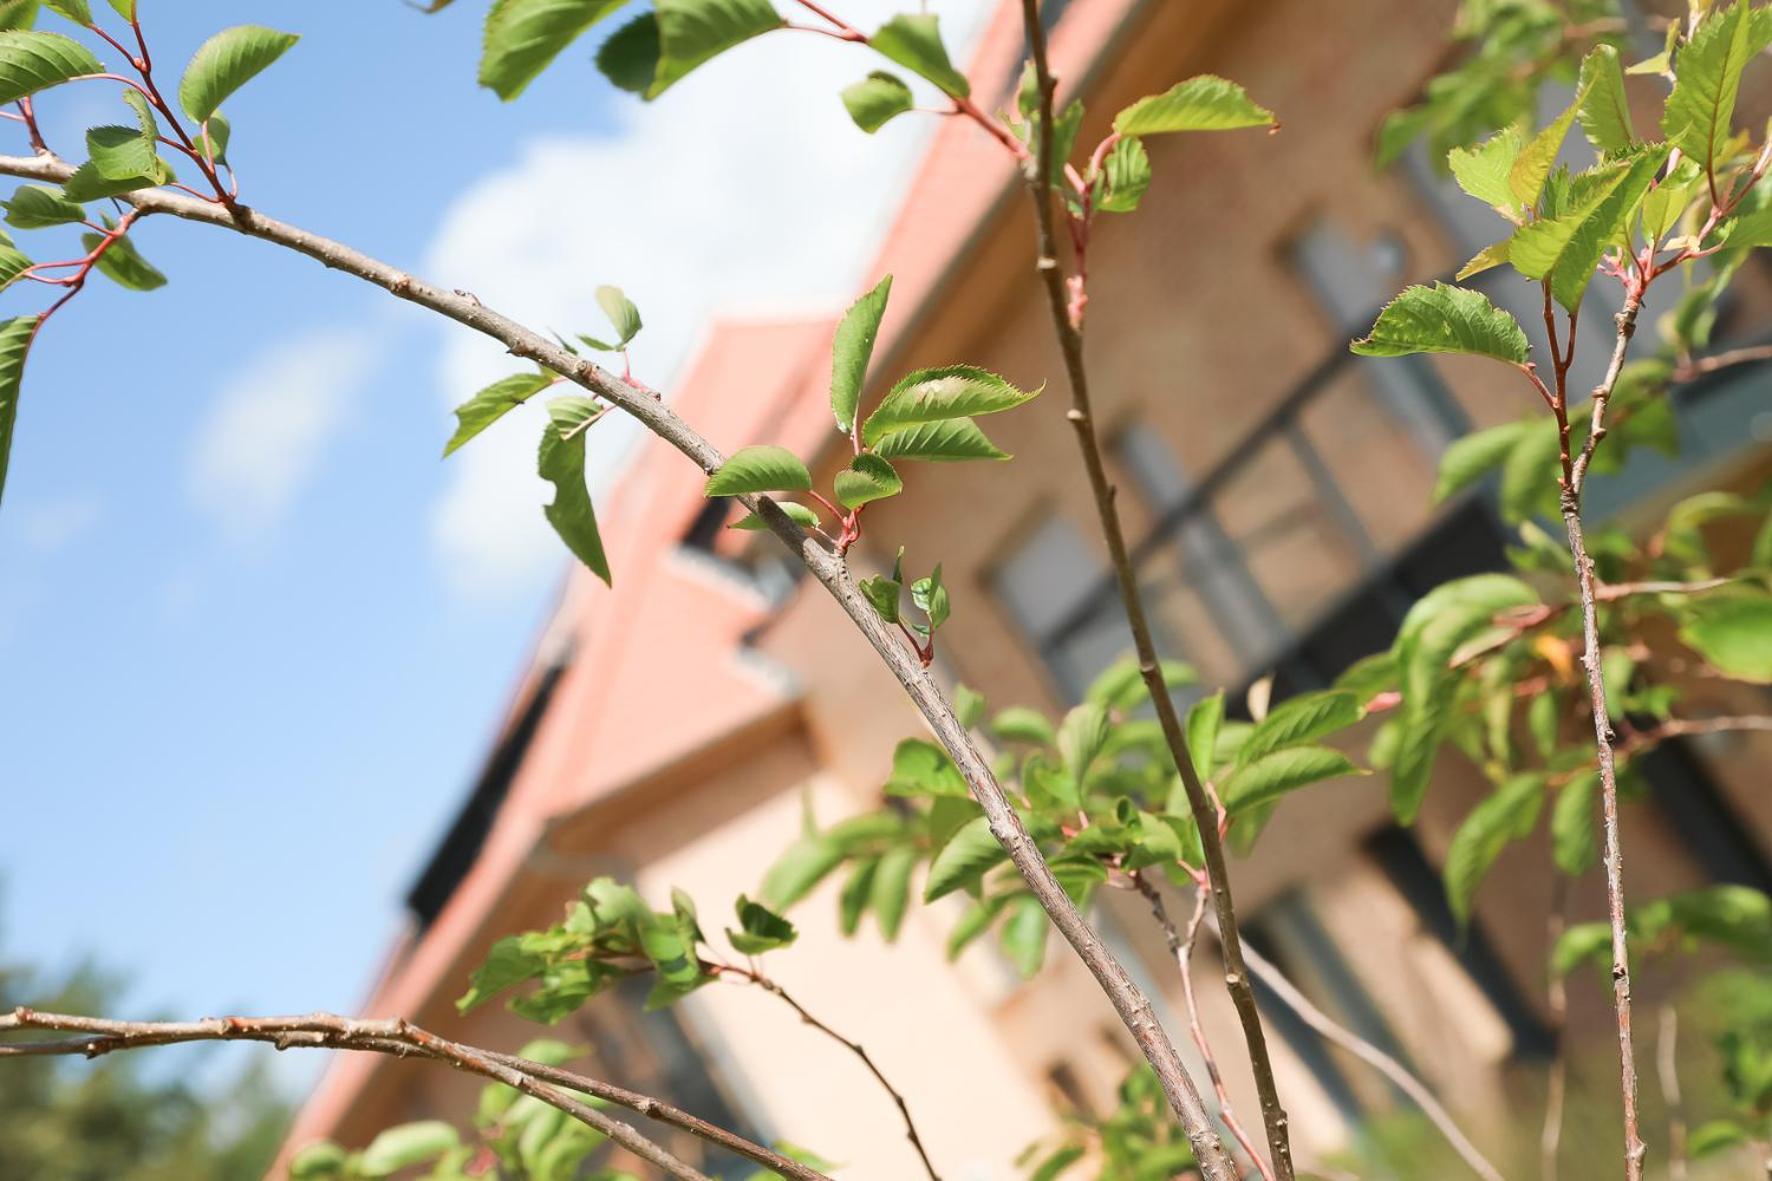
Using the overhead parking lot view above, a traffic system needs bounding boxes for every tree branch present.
[719,965,941,1181]
[0,1008,832,1181]
[0,149,1211,1168]
[1134,875,1274,1181]
[1015,6,1281,1177]
[1194,915,1506,1181]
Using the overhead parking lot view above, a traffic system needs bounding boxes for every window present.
[1116,424,1289,672]
[992,516,1133,700]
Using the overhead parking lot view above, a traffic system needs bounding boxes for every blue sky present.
[0,0,984,1093]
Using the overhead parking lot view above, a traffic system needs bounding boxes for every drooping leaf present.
[1220,746,1357,814]
[596,283,641,345]
[861,365,1038,446]
[1680,592,1772,681]
[726,895,797,954]
[0,31,103,105]
[841,70,913,133]
[1509,93,1582,209]
[830,274,890,432]
[869,845,918,940]
[858,571,900,622]
[39,0,86,25]
[1551,771,1599,876]
[597,0,783,100]
[1663,0,1753,181]
[1447,128,1523,219]
[1456,238,1511,280]
[537,394,611,584]
[869,12,967,98]
[1433,418,1531,502]
[82,227,165,290]
[1576,44,1635,156]
[833,452,901,509]
[1097,135,1151,213]
[1056,701,1110,781]
[872,416,1008,462]
[761,833,844,909]
[0,314,36,508]
[479,0,629,99]
[445,372,553,456]
[197,111,230,164]
[359,1122,460,1177]
[1183,691,1224,786]
[910,563,948,631]
[1350,282,1530,364]
[177,24,300,121]
[1,183,82,228]
[924,814,1005,900]
[992,705,1055,747]
[1444,773,1545,926]
[1000,894,1049,978]
[1112,74,1274,135]
[704,444,812,496]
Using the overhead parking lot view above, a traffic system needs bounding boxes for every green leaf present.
[729,500,819,531]
[1509,94,1582,209]
[1000,894,1049,978]
[196,112,230,164]
[0,31,103,105]
[599,0,784,100]
[1183,691,1223,786]
[1456,238,1510,281]
[952,682,985,729]
[1444,773,1544,926]
[1433,419,1531,502]
[360,1122,460,1176]
[2,183,81,228]
[40,0,86,25]
[704,444,811,496]
[1509,147,1668,311]
[1689,1120,1750,1159]
[538,395,611,584]
[924,814,1005,901]
[872,416,1008,462]
[82,228,164,290]
[910,563,948,631]
[0,312,35,510]
[761,833,844,909]
[457,935,545,1013]
[1238,690,1361,766]
[1097,136,1151,213]
[1350,282,1530,364]
[884,738,967,799]
[727,895,797,954]
[1028,1145,1086,1181]
[992,706,1055,747]
[1447,128,1523,219]
[445,372,553,456]
[869,12,967,98]
[177,24,299,121]
[1221,746,1357,814]
[837,856,877,936]
[595,283,641,346]
[85,121,164,184]
[1663,0,1753,181]
[1552,771,1599,876]
[861,365,1037,446]
[289,1143,349,1180]
[1551,920,1612,976]
[830,274,890,432]
[60,159,154,201]
[103,0,131,17]
[479,0,628,100]
[1112,74,1274,135]
[841,70,912,133]
[858,571,900,622]
[1056,701,1110,781]
[1680,591,1772,681]
[869,845,918,940]
[1576,44,1635,156]
[832,453,900,509]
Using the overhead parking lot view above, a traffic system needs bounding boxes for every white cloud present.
[423,3,991,599]
[187,325,381,535]
[13,491,102,553]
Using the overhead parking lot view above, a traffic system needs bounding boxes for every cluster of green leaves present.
[704,273,1038,557]
[1376,0,1628,167]
[1684,968,1772,1166]
[290,1039,636,1181]
[0,9,299,506]
[759,656,1365,978]
[456,875,798,1020]
[1015,1064,1196,1181]
[442,285,642,585]
[1346,459,1772,922]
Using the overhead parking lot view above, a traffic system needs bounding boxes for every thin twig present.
[719,965,942,1181]
[1194,915,1506,1181]
[1016,5,1274,1177]
[1134,874,1275,1181]
[0,1008,839,1181]
[0,148,1216,1164]
[1657,1002,1688,1181]
[1543,876,1571,1181]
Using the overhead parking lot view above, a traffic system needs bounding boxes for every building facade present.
[283,1,1772,1176]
